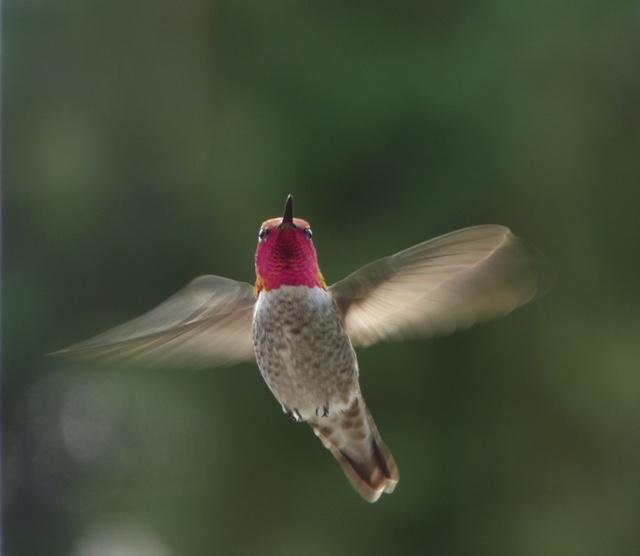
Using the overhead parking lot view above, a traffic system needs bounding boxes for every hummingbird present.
[54,194,540,502]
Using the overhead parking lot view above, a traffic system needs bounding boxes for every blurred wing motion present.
[51,275,257,367]
[330,225,540,347]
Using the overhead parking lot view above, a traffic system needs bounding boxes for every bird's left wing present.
[329,225,540,347]
[50,275,257,367]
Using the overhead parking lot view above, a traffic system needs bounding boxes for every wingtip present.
[44,344,94,361]
[45,347,69,358]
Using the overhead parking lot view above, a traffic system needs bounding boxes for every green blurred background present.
[4,1,640,555]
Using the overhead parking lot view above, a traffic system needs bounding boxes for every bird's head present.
[255,195,325,293]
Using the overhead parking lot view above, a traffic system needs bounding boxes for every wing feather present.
[51,275,257,367]
[329,225,540,347]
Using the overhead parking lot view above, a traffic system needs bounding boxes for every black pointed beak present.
[281,194,294,227]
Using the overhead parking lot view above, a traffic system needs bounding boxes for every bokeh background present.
[4,1,640,555]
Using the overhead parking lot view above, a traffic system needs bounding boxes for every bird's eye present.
[305,228,313,239]
[258,228,269,241]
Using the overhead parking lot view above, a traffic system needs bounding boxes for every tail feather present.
[310,397,398,502]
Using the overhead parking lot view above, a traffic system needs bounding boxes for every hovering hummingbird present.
[54,194,540,502]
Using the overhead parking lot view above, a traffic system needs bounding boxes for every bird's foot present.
[285,407,303,422]
[315,403,330,418]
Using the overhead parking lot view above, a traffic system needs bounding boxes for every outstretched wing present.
[51,275,257,367]
[329,225,540,347]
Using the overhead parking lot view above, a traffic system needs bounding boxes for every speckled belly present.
[252,285,359,420]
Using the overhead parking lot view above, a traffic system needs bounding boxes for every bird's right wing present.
[50,275,257,368]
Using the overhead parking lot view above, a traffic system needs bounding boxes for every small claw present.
[286,408,303,422]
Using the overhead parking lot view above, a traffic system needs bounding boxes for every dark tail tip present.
[311,399,399,503]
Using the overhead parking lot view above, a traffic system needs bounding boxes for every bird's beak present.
[280,194,294,227]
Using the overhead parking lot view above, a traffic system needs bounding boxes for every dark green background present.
[4,1,640,555]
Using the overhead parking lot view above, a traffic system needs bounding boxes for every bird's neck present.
[255,258,326,293]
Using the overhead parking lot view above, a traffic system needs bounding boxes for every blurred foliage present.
[4,1,640,555]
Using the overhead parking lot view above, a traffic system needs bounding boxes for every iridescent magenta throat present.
[255,229,324,291]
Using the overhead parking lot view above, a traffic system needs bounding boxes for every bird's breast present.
[252,285,341,355]
[254,285,332,326]
[252,285,358,418]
